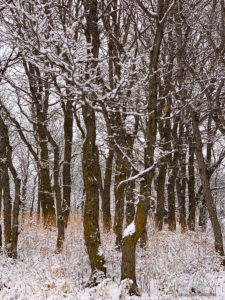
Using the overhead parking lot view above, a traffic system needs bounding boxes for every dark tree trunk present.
[0,173,2,215]
[82,0,106,286]
[176,175,186,233]
[102,149,113,232]
[0,115,21,258]
[0,115,12,255]
[30,176,37,219]
[113,156,126,249]
[187,136,196,231]
[82,107,106,285]
[199,195,207,232]
[62,99,73,228]
[126,178,136,226]
[156,163,167,230]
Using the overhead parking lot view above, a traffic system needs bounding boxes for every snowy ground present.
[0,216,225,299]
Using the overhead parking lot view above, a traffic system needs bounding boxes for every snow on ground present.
[0,216,225,299]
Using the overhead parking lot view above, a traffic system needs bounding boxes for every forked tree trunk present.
[121,0,171,291]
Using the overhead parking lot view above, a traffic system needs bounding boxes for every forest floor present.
[0,215,225,299]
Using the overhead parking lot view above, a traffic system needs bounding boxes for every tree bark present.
[102,149,113,232]
[0,115,12,255]
[62,99,73,228]
[113,155,126,249]
[187,136,196,231]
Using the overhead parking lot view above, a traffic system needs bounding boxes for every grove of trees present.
[0,0,224,295]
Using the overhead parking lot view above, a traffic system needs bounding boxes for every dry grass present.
[0,214,224,299]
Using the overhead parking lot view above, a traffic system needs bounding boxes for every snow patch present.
[123,221,136,238]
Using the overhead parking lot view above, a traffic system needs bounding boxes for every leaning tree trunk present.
[191,109,225,261]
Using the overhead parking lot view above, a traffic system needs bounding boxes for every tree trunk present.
[187,136,196,231]
[156,163,167,230]
[0,115,12,255]
[0,173,2,215]
[82,107,106,285]
[126,178,136,226]
[82,0,106,285]
[44,126,65,252]
[62,99,73,228]
[102,149,113,232]
[191,110,224,261]
[176,175,186,233]
[113,156,126,249]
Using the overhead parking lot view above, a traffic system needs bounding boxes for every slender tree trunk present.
[199,194,207,231]
[21,175,28,221]
[30,176,37,219]
[167,168,177,231]
[44,128,65,252]
[113,156,126,249]
[39,140,55,227]
[156,163,167,230]
[10,175,21,259]
[176,174,186,233]
[37,174,41,223]
[187,135,196,230]
[0,115,12,255]
[0,173,2,215]
[62,99,73,228]
[0,115,21,258]
[191,109,225,261]
[102,149,113,232]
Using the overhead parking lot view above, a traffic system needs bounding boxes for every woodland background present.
[0,0,225,298]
